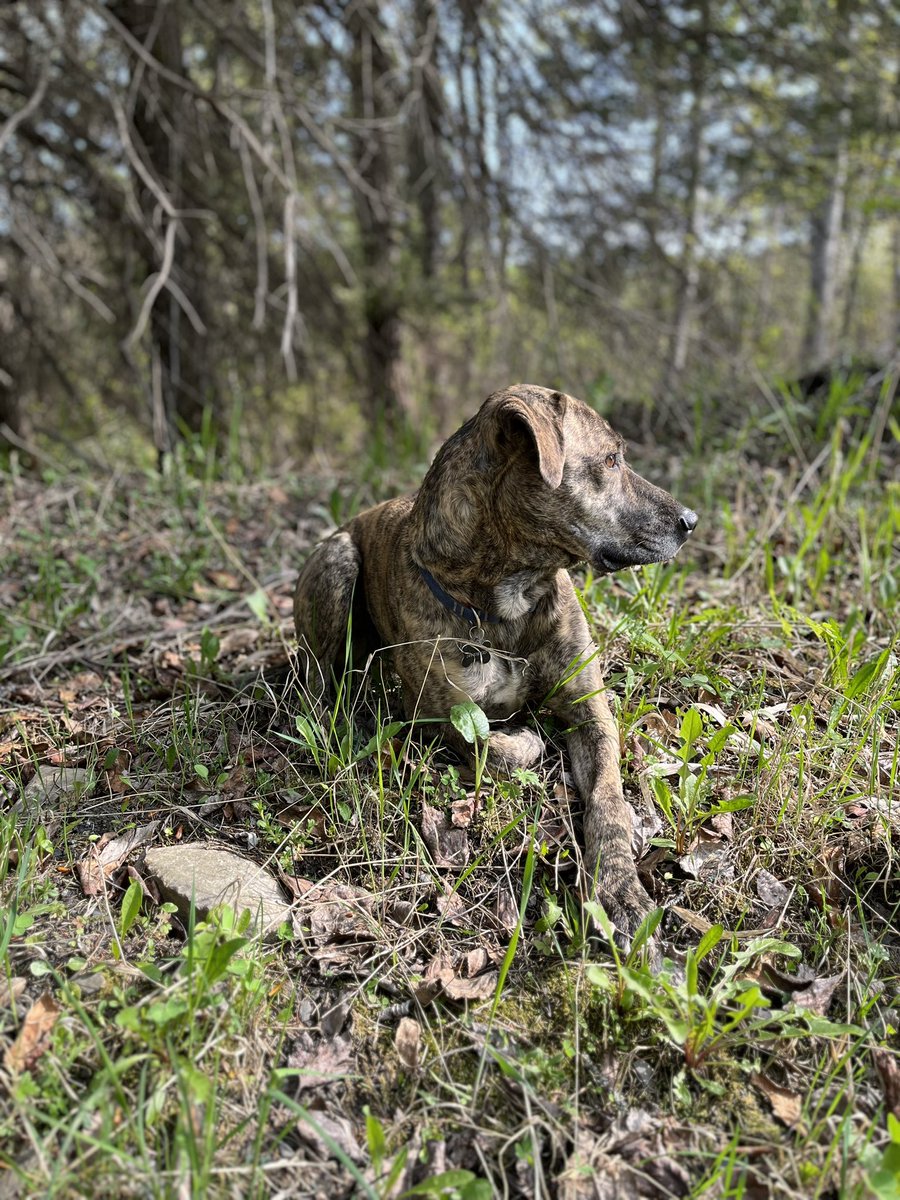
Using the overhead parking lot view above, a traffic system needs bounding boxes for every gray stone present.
[18,766,92,815]
[143,844,292,938]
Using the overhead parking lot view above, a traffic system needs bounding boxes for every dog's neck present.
[409,476,564,621]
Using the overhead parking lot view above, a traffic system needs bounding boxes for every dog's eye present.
[604,453,619,469]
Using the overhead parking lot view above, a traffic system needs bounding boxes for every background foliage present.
[1,0,898,463]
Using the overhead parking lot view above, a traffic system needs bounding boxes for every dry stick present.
[237,135,269,330]
[124,217,179,353]
[0,60,51,156]
[110,93,176,219]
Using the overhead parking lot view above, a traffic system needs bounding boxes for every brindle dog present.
[294,384,697,938]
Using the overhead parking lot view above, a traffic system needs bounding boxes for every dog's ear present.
[486,389,568,489]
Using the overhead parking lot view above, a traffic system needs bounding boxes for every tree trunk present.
[666,1,708,397]
[113,0,211,452]
[348,0,409,430]
[803,139,848,368]
[893,218,900,354]
[409,0,443,280]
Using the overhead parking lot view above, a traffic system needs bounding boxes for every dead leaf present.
[631,800,662,859]
[421,803,469,868]
[286,1033,353,1091]
[4,992,61,1075]
[873,1048,900,1121]
[436,887,466,924]
[23,766,91,808]
[275,797,327,838]
[0,977,26,1009]
[465,947,491,977]
[756,869,790,908]
[306,886,376,942]
[493,890,519,933]
[450,793,478,828]
[752,1073,803,1128]
[443,971,499,1001]
[558,1117,692,1199]
[395,1017,421,1069]
[742,960,839,1014]
[706,811,733,840]
[218,627,260,656]
[677,831,734,882]
[296,1111,364,1164]
[205,569,240,590]
[639,709,679,740]
[76,821,160,896]
[790,972,841,1016]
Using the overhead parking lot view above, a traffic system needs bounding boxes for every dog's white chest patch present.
[440,651,529,717]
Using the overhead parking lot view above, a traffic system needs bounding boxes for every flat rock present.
[143,845,292,938]
[18,766,92,814]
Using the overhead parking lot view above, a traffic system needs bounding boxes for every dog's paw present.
[590,878,660,959]
[486,726,545,770]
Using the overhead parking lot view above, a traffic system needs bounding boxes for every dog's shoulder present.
[346,492,416,560]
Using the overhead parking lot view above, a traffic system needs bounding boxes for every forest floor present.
[0,384,898,1199]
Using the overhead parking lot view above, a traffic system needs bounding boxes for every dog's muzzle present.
[591,506,699,574]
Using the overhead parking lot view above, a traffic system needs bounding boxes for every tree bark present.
[348,0,409,430]
[409,0,443,280]
[666,1,708,396]
[113,0,212,452]
[803,138,848,368]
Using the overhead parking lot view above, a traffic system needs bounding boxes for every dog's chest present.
[440,648,530,718]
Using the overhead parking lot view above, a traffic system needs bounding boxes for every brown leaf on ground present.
[677,830,734,882]
[412,951,497,1003]
[413,952,456,1004]
[706,811,733,840]
[790,972,842,1016]
[218,627,260,656]
[274,797,327,838]
[4,992,61,1075]
[465,947,491,977]
[443,971,499,1001]
[436,887,466,924]
[76,821,160,896]
[0,977,27,1009]
[873,1048,900,1121]
[294,881,379,943]
[492,889,519,933]
[290,879,411,944]
[742,960,840,1015]
[751,1073,803,1128]
[295,1110,364,1164]
[286,1033,353,1091]
[756,869,790,908]
[421,803,469,868]
[630,800,663,859]
[395,1017,421,1069]
[450,793,478,828]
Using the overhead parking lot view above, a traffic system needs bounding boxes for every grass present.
[0,378,898,1199]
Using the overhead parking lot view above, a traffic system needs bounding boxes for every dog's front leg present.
[549,686,653,941]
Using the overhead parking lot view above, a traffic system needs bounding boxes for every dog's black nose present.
[678,509,699,534]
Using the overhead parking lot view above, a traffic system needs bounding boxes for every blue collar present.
[419,567,502,626]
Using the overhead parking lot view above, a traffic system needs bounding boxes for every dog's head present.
[479,384,698,574]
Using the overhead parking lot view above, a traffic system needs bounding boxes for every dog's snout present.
[678,509,699,535]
